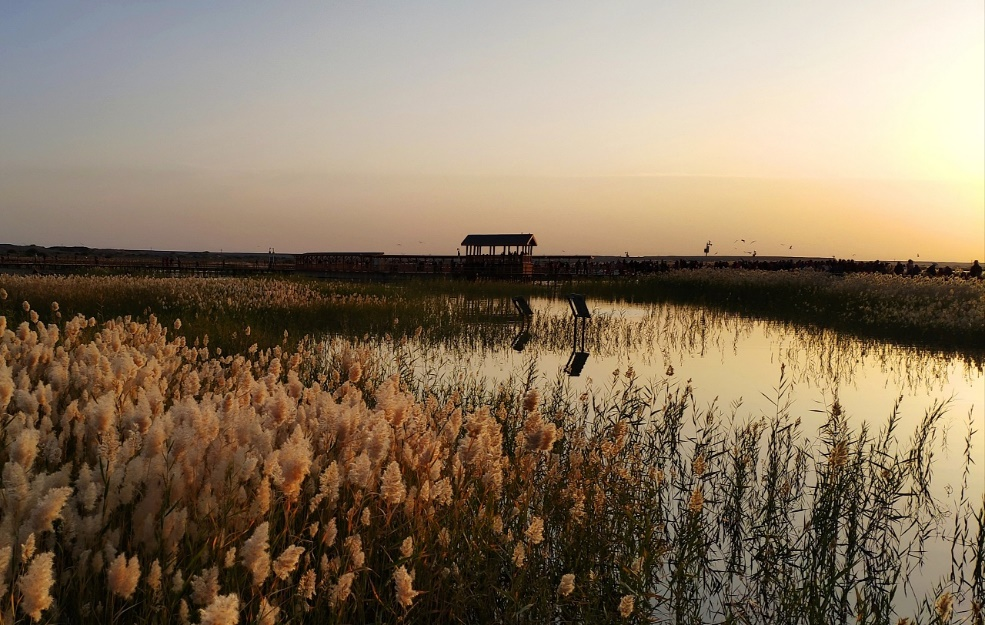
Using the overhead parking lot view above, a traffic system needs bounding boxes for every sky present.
[1,1,983,260]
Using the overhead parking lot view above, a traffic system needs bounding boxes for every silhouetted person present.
[970,260,983,279]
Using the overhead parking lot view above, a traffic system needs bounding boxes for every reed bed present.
[2,271,982,358]
[578,270,985,352]
[0,275,982,623]
[0,285,982,623]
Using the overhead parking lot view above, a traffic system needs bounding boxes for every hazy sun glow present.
[1,2,982,259]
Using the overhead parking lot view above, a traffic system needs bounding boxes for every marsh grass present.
[370,335,984,623]
[575,270,985,353]
[2,272,981,362]
[0,275,981,623]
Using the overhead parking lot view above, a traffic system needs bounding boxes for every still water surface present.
[374,295,983,613]
[422,296,983,499]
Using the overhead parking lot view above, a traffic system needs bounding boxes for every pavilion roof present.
[461,234,537,247]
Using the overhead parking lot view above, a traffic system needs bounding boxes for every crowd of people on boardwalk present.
[3,248,982,281]
[540,256,984,279]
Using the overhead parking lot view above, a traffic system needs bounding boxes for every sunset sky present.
[2,2,982,260]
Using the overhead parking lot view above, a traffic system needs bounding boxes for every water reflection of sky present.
[352,295,982,614]
[428,297,983,498]
[435,296,983,612]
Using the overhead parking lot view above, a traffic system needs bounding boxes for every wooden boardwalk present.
[0,252,595,281]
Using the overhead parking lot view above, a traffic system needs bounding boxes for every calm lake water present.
[358,295,983,613]
[404,296,984,496]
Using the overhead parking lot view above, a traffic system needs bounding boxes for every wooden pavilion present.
[461,234,537,256]
[460,233,537,278]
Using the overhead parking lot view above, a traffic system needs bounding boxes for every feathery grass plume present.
[272,546,304,581]
[829,438,848,469]
[199,593,239,625]
[146,559,162,594]
[688,487,704,514]
[525,516,545,545]
[558,573,575,597]
[258,597,279,625]
[0,545,12,597]
[174,319,182,330]
[344,535,365,569]
[0,287,6,299]
[28,486,73,536]
[322,518,338,547]
[522,410,557,452]
[10,428,40,469]
[935,591,954,623]
[400,536,414,559]
[381,460,406,506]
[332,572,355,606]
[107,554,141,600]
[393,565,419,608]
[298,569,316,600]
[191,566,220,606]
[241,522,271,586]
[277,427,312,502]
[619,595,635,618]
[17,552,55,622]
[253,479,271,517]
[512,543,526,568]
[523,389,540,412]
[348,360,362,383]
[0,367,13,412]
[313,462,341,513]
[347,453,372,490]
[20,534,36,564]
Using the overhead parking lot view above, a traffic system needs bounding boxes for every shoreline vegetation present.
[0,270,983,357]
[0,274,982,623]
